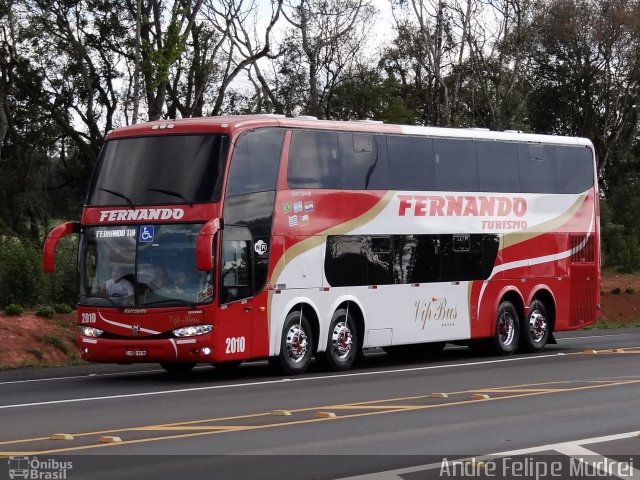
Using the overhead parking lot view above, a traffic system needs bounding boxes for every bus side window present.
[220,226,253,304]
[288,130,341,188]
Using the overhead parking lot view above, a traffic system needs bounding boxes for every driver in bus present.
[104,264,134,298]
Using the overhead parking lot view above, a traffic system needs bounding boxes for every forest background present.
[0,0,639,309]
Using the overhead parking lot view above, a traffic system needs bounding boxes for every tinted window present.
[220,226,253,304]
[387,136,435,191]
[400,235,441,283]
[550,145,594,193]
[325,236,368,286]
[324,234,499,287]
[434,138,478,191]
[517,143,558,193]
[288,130,340,188]
[226,129,284,196]
[477,141,520,193]
[89,134,229,205]
[224,191,277,293]
[339,134,389,189]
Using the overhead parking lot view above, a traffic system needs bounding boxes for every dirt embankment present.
[600,273,640,322]
[0,274,638,370]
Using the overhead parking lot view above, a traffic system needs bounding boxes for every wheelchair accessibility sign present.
[139,226,155,243]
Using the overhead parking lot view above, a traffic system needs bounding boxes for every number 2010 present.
[225,336,246,354]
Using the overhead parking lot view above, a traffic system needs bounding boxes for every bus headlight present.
[172,324,213,337]
[78,326,104,337]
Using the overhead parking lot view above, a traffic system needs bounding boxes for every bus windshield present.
[78,224,215,308]
[87,134,229,206]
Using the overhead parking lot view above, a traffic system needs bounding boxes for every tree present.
[528,0,640,177]
[276,0,376,118]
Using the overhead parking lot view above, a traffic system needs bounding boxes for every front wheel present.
[269,310,314,375]
[520,299,550,353]
[490,301,520,355]
[318,308,359,371]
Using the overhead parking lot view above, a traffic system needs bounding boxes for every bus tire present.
[520,299,550,353]
[319,308,359,371]
[491,301,520,355]
[160,362,196,374]
[269,310,313,375]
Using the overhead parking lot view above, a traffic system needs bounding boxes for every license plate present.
[125,349,147,357]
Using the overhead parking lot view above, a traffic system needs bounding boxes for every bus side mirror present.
[196,218,222,271]
[42,221,80,273]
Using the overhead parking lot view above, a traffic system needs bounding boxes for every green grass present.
[25,348,44,360]
[585,317,640,329]
[40,334,71,357]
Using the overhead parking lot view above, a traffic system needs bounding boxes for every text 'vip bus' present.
[43,115,600,375]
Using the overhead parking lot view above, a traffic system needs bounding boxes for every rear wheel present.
[160,362,196,374]
[318,308,359,371]
[269,310,314,375]
[490,301,520,355]
[520,299,550,352]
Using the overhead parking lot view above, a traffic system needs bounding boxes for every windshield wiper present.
[80,294,125,311]
[147,187,192,206]
[99,188,134,207]
[143,298,197,308]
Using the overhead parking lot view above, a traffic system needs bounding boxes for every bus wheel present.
[269,310,313,375]
[319,308,359,371]
[160,362,196,374]
[520,300,549,353]
[491,301,520,355]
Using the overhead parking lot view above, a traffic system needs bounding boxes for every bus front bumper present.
[77,335,214,363]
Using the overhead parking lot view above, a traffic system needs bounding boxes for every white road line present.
[496,430,640,455]
[0,330,636,389]
[335,431,640,480]
[0,353,565,409]
[553,444,640,480]
[0,364,220,386]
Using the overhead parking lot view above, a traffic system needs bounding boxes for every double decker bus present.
[43,115,600,375]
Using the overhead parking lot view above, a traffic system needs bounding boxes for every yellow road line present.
[131,425,252,432]
[472,388,568,394]
[2,378,640,456]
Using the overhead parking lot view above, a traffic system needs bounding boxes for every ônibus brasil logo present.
[8,456,73,479]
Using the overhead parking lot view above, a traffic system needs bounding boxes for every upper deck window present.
[88,134,229,206]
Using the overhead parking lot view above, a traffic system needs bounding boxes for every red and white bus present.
[43,115,600,374]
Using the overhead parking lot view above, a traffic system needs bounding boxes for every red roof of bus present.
[106,114,592,147]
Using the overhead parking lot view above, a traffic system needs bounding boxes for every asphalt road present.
[0,328,639,480]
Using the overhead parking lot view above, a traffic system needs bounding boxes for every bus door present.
[216,225,255,361]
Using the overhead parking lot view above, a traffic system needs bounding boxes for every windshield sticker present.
[96,229,136,238]
[139,225,155,242]
[254,240,268,255]
[197,286,214,302]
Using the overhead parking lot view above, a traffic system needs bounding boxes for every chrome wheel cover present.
[330,320,353,360]
[498,311,516,347]
[528,310,547,343]
[285,323,308,363]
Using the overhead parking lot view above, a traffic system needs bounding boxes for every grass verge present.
[586,317,640,329]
